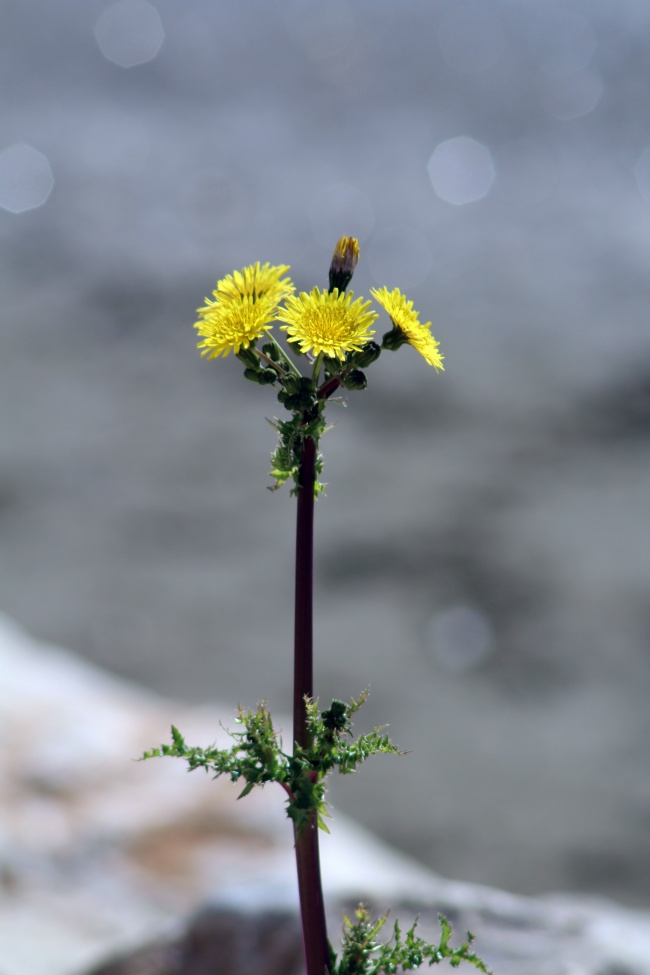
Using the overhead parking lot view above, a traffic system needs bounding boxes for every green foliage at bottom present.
[142,700,491,974]
[331,906,491,975]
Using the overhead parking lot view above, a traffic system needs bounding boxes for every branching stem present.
[318,376,341,400]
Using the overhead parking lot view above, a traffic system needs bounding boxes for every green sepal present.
[322,356,343,378]
[236,347,260,368]
[329,267,353,293]
[381,326,408,352]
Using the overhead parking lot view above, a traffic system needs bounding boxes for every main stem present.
[293,434,331,975]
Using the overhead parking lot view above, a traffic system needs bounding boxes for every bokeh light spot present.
[634,148,650,203]
[95,0,164,68]
[428,136,495,206]
[538,69,603,120]
[0,143,54,213]
[309,183,374,247]
[428,605,493,673]
[367,226,432,290]
[437,2,506,75]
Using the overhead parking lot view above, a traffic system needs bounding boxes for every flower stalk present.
[293,433,331,975]
[293,434,316,751]
[141,237,490,975]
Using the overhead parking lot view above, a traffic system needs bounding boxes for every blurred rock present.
[87,911,303,975]
[86,893,650,975]
[0,611,454,975]
[3,614,650,975]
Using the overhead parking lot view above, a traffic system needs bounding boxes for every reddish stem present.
[293,435,331,975]
[317,376,341,401]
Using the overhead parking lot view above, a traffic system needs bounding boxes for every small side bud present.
[261,341,281,362]
[282,379,317,410]
[244,367,277,385]
[283,375,315,395]
[341,368,367,390]
[321,699,349,732]
[329,236,360,293]
[350,341,381,369]
[283,388,316,411]
[282,375,302,395]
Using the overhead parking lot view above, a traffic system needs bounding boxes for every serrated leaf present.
[317,814,330,833]
[438,913,452,949]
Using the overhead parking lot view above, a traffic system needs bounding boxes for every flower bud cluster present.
[194,237,443,491]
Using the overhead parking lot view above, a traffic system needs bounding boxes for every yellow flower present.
[212,262,294,306]
[195,263,294,359]
[277,287,378,360]
[371,286,444,371]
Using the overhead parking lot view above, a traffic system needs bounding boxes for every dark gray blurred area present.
[1,0,649,906]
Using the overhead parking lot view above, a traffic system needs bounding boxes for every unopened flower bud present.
[341,368,367,390]
[350,341,381,369]
[283,380,317,411]
[321,699,348,732]
[261,341,281,362]
[282,375,302,395]
[329,236,360,293]
[244,367,276,385]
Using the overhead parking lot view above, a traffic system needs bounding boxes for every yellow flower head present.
[195,262,294,359]
[278,287,378,360]
[371,286,444,371]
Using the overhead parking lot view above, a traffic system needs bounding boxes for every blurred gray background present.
[1,0,649,907]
